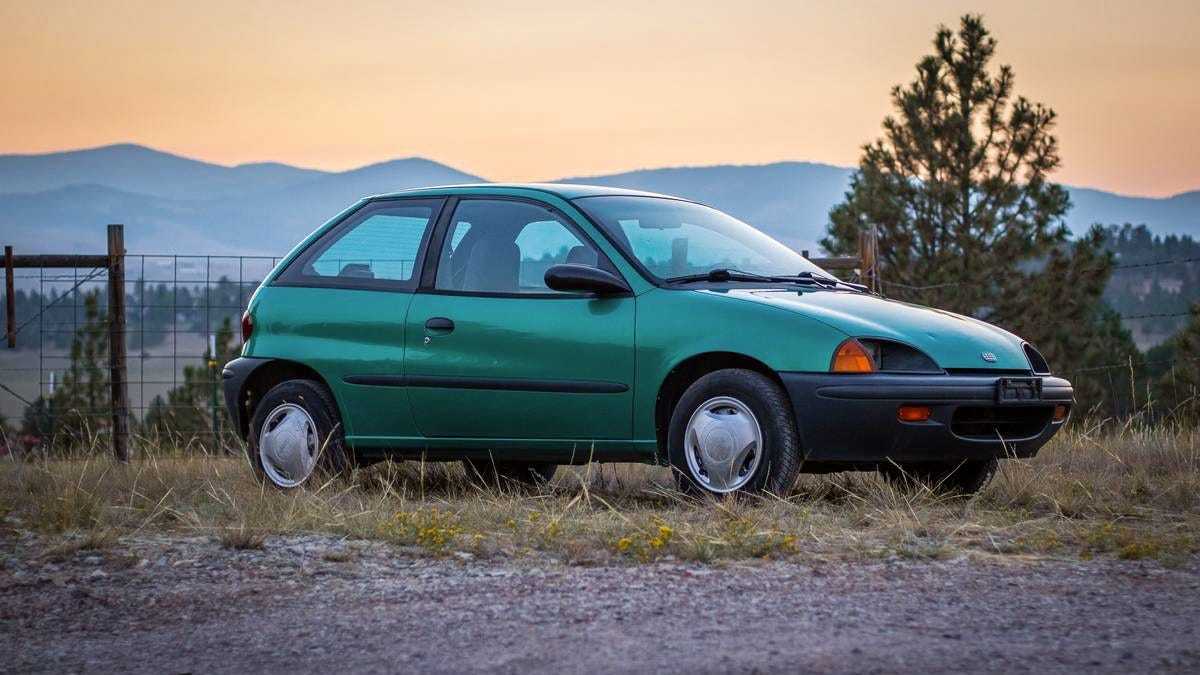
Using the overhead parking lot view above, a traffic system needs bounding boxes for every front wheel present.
[880,458,997,496]
[667,369,802,497]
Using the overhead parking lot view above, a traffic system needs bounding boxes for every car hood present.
[706,288,1032,371]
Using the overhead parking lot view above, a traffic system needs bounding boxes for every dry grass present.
[1,424,1197,566]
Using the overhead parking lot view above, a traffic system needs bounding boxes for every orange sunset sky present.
[1,0,1198,197]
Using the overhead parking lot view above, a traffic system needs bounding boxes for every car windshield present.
[574,195,828,282]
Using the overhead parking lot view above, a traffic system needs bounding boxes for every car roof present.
[368,183,683,201]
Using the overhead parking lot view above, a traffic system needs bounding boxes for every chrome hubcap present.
[258,403,319,488]
[683,396,762,492]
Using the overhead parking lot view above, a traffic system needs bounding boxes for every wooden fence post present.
[4,246,13,348]
[872,224,881,292]
[859,225,879,293]
[107,224,130,461]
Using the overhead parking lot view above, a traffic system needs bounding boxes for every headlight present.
[830,338,941,373]
[830,339,875,372]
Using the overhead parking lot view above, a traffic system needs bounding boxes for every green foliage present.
[51,291,110,445]
[20,396,53,438]
[1152,304,1200,421]
[1102,224,1199,344]
[822,14,1132,414]
[0,411,12,450]
[141,317,239,446]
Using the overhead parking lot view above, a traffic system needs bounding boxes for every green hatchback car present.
[224,184,1073,496]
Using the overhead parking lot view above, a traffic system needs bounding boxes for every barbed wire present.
[0,381,35,407]
[878,279,961,291]
[1120,312,1193,321]
[8,267,107,338]
[1112,256,1200,271]
[1058,357,1199,375]
[869,253,1196,322]
[871,253,1198,291]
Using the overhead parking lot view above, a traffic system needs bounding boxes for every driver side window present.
[435,200,610,294]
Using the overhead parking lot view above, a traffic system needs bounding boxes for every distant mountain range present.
[1,143,1197,256]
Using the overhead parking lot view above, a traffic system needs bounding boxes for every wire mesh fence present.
[2,245,1196,456]
[1,254,280,454]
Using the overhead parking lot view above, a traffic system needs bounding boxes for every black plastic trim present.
[342,374,407,387]
[418,196,459,288]
[342,374,628,394]
[415,288,612,300]
[221,357,275,438]
[779,372,1074,463]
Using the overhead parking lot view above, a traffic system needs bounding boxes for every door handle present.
[425,317,455,334]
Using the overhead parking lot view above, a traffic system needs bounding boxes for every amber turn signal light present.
[897,405,932,422]
[1052,404,1068,421]
[831,340,875,373]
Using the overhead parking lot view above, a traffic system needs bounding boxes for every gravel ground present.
[2,533,1198,674]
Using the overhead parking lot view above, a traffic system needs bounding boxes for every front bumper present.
[780,372,1073,464]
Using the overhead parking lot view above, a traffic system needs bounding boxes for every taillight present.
[831,339,876,373]
[241,311,254,343]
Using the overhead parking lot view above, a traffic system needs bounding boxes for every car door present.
[269,197,443,441]
[404,197,635,440]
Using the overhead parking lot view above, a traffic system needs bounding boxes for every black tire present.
[880,458,997,496]
[248,379,349,489]
[667,368,802,497]
[463,459,557,489]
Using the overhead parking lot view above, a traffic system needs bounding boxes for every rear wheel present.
[880,458,997,496]
[463,459,557,488]
[667,368,801,497]
[248,379,348,489]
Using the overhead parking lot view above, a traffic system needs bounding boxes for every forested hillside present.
[1103,224,1199,347]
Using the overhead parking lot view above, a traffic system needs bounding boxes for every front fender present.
[632,288,850,439]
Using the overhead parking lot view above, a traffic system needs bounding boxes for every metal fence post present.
[209,332,220,449]
[107,225,130,461]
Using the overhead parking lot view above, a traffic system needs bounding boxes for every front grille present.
[951,406,1052,440]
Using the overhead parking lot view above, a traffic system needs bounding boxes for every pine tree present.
[822,14,1135,411]
[52,291,110,446]
[20,397,49,436]
[1152,304,1200,422]
[0,411,12,453]
[142,317,239,448]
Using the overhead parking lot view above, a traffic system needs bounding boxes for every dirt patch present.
[3,533,1198,674]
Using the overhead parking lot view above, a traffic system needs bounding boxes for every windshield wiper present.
[667,268,779,284]
[667,268,869,292]
[793,271,871,292]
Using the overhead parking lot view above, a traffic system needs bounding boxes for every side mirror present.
[544,264,631,295]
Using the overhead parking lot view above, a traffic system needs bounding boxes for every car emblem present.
[981,352,997,362]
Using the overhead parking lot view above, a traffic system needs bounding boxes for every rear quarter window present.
[275,198,443,291]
